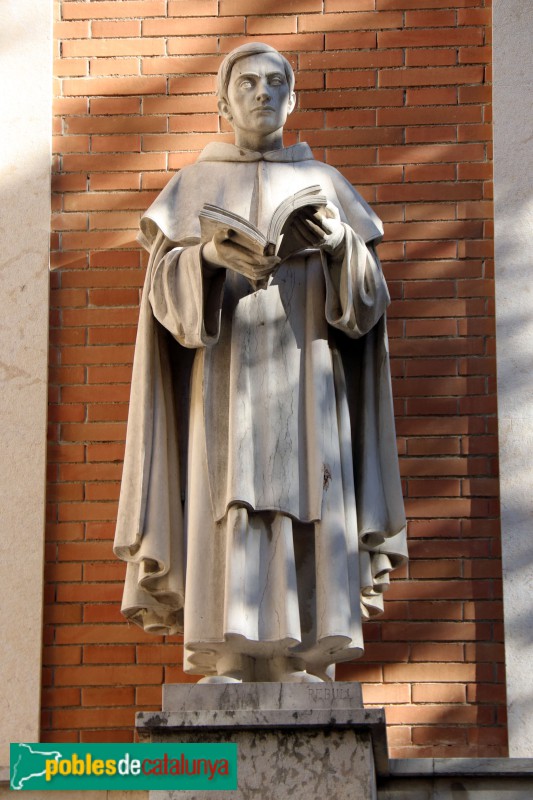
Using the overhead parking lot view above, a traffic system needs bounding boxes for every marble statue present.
[114,43,407,683]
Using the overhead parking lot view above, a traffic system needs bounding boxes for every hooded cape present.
[114,142,407,644]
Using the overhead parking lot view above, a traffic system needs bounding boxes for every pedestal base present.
[136,682,387,800]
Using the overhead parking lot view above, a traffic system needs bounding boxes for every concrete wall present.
[493,0,533,758]
[0,0,52,765]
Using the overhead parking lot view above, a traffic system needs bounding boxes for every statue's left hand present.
[202,230,280,282]
[292,202,345,256]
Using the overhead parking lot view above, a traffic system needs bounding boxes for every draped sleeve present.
[149,244,226,349]
[323,226,390,339]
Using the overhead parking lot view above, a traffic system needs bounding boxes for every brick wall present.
[47,0,503,756]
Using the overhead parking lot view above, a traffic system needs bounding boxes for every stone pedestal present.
[136,682,387,800]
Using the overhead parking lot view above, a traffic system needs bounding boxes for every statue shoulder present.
[138,163,216,249]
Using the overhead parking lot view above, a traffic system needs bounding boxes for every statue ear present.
[287,92,296,116]
[218,98,233,123]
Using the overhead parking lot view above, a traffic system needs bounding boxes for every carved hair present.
[216,42,295,101]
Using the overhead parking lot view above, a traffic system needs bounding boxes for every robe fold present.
[114,141,407,677]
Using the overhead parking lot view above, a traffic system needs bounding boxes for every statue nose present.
[256,82,271,101]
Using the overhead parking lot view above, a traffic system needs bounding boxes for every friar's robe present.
[114,142,407,677]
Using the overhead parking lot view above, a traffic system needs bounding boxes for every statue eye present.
[239,78,254,89]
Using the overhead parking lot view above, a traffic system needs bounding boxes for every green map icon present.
[10,743,63,790]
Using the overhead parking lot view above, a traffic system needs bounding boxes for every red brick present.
[380,183,484,203]
[61,419,127,443]
[62,1,166,19]
[300,88,403,109]
[325,32,376,50]
[299,11,403,31]
[326,71,378,90]
[168,0,217,13]
[87,443,126,462]
[413,727,468,746]
[407,437,460,456]
[92,20,141,38]
[458,123,493,142]
[47,518,84,540]
[88,404,128,423]
[168,75,216,95]
[467,683,506,704]
[247,17,297,34]
[89,58,140,77]
[336,663,383,683]
[143,17,244,37]
[405,125,457,144]
[63,76,166,96]
[56,665,163,686]
[460,84,492,104]
[377,0,482,6]
[90,97,141,115]
[379,66,484,87]
[143,55,221,76]
[82,686,135,705]
[222,0,320,12]
[362,684,410,704]
[55,20,90,38]
[467,728,508,747]
[379,143,484,164]
[384,662,479,683]
[54,57,88,77]
[136,686,163,706]
[325,0,374,9]
[85,483,121,501]
[59,500,119,523]
[405,10,457,26]
[457,8,492,25]
[387,705,479,725]
[302,51,403,71]
[90,174,140,191]
[53,708,135,728]
[81,730,134,743]
[83,646,135,665]
[379,28,483,48]
[48,442,85,463]
[84,606,124,624]
[219,34,324,54]
[459,46,492,64]
[63,153,165,174]
[64,38,163,58]
[43,604,83,626]
[412,684,466,704]
[407,497,493,519]
[42,687,81,706]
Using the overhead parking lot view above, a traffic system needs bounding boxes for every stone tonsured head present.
[216,42,295,102]
[216,43,296,147]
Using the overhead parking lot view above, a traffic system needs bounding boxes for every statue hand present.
[292,202,345,256]
[202,230,280,282]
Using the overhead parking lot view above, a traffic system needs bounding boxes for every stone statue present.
[114,42,407,683]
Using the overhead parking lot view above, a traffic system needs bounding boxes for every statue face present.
[220,52,296,143]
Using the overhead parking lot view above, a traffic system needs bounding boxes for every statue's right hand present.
[202,230,280,282]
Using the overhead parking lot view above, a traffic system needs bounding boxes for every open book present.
[199,185,328,264]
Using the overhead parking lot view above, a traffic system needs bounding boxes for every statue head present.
[216,43,295,102]
[216,43,296,150]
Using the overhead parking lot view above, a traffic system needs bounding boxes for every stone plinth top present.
[162,680,363,712]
